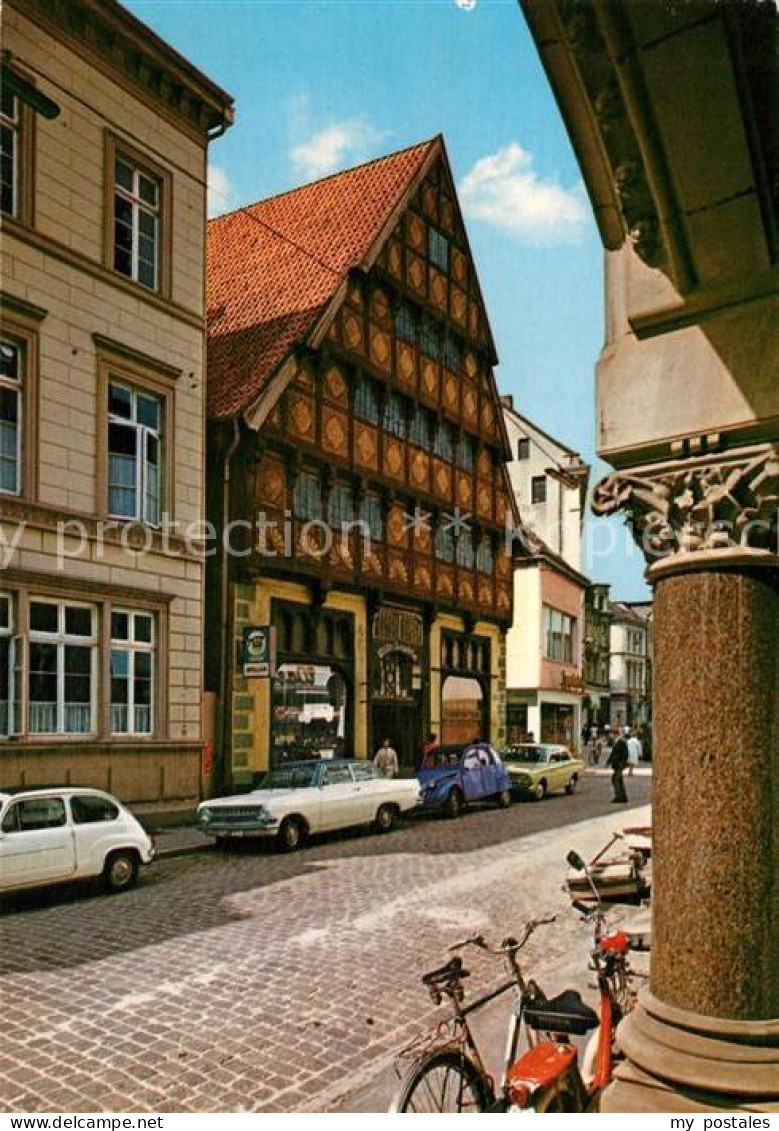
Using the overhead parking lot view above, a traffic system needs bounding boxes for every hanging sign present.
[241,626,276,678]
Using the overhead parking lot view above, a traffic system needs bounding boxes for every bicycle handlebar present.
[448,915,557,956]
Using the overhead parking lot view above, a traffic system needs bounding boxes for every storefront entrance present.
[370,607,426,772]
[541,702,575,747]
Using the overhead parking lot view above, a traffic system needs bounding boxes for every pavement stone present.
[0,774,651,1113]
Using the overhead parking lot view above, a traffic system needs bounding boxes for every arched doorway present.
[371,646,421,772]
[441,675,486,747]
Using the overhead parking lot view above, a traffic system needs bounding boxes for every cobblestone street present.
[1,775,651,1113]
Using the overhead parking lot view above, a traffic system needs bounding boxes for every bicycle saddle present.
[421,956,469,988]
[524,988,599,1036]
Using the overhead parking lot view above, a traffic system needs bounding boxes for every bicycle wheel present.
[390,1047,493,1113]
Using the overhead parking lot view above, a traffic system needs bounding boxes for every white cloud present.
[459,142,589,245]
[455,0,478,9]
[290,116,384,180]
[207,164,232,218]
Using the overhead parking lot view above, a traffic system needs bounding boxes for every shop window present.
[442,675,485,746]
[0,592,14,737]
[271,663,348,765]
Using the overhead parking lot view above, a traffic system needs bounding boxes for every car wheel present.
[277,816,304,852]
[565,774,578,795]
[102,850,139,894]
[497,789,512,808]
[444,788,464,819]
[533,780,547,802]
[375,804,397,833]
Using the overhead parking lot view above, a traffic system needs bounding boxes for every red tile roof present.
[207,138,438,420]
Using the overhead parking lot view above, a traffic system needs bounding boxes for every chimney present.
[500,394,514,410]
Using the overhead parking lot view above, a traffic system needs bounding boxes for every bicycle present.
[390,915,602,1112]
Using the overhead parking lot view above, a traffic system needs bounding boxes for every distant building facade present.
[608,601,651,730]
[503,399,590,750]
[583,582,612,731]
[0,0,233,803]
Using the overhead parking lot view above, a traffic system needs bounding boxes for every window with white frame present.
[28,600,96,735]
[0,89,20,217]
[543,605,577,665]
[113,153,161,290]
[0,339,22,495]
[110,610,154,735]
[108,380,163,525]
[0,593,12,736]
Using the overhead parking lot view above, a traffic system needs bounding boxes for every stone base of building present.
[602,991,779,1113]
[0,740,204,806]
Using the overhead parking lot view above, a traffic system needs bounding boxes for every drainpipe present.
[216,418,241,795]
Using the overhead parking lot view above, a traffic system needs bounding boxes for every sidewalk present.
[323,800,652,1113]
[151,824,214,858]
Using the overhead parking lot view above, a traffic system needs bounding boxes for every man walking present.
[374,738,399,779]
[607,727,630,803]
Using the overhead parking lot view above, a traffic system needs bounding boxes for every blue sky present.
[126,0,648,599]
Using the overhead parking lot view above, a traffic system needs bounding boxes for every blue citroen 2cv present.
[418,742,513,818]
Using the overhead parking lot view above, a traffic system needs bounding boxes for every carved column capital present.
[592,444,779,573]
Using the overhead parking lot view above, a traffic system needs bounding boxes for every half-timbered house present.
[205,136,517,785]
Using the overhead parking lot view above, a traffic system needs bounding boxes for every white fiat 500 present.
[0,786,155,895]
[198,759,421,851]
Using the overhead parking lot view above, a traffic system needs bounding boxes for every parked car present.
[0,786,154,895]
[197,759,421,851]
[418,742,513,818]
[501,744,585,800]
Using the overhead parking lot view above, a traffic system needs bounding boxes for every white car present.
[0,786,155,895]
[197,759,421,851]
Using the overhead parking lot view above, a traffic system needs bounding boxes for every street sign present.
[241,626,276,678]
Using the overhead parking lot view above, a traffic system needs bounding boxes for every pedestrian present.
[374,737,399,778]
[607,727,630,803]
[419,732,439,770]
[626,727,642,776]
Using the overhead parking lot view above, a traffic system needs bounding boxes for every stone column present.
[593,445,779,1113]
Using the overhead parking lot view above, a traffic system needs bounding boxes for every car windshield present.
[503,746,548,765]
[257,763,320,790]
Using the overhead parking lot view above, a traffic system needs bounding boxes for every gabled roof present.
[207,138,440,421]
